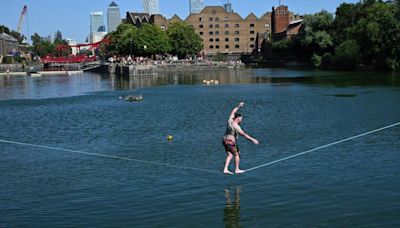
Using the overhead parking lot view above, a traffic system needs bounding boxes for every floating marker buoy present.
[167,135,173,141]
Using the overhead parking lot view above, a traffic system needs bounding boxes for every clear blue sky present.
[0,0,360,43]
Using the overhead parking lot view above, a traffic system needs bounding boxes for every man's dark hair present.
[234,113,242,119]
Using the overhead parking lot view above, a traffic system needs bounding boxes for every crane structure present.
[17,5,27,34]
[142,0,159,15]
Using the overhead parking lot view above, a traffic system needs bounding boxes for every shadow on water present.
[113,69,400,90]
[224,186,242,228]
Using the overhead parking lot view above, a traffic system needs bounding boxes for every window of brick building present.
[250,37,255,41]
[215,31,220,35]
[250,24,255,27]
[209,24,213,28]
[234,38,240,42]
[225,45,230,49]
[209,45,214,49]
[250,31,255,34]
[224,17,229,21]
[225,38,229,42]
[209,17,213,21]
[225,24,229,28]
[215,17,219,21]
[250,44,255,48]
[199,24,203,28]
[265,23,270,27]
[199,32,203,35]
[235,45,240,49]
[234,31,240,35]
[235,24,240,28]
[216,45,220,49]
[209,31,214,35]
[209,38,214,42]
[199,17,203,22]
[215,38,220,42]
[225,31,230,35]
[215,24,219,28]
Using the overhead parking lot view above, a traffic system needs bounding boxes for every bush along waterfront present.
[263,0,400,71]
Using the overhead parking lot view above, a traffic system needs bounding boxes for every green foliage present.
[107,23,138,55]
[299,10,334,56]
[134,24,171,56]
[0,25,25,43]
[2,56,14,64]
[320,53,335,69]
[332,0,400,69]
[167,22,203,59]
[31,33,55,56]
[271,39,293,58]
[267,0,400,70]
[311,53,322,68]
[0,25,10,34]
[335,40,361,70]
[106,23,172,56]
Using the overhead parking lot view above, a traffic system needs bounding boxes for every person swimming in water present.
[222,102,259,174]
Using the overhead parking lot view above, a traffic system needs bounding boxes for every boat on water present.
[124,95,143,102]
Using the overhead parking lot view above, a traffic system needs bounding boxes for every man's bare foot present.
[235,169,246,174]
[223,169,233,175]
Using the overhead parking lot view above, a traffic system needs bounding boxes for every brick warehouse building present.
[125,4,302,57]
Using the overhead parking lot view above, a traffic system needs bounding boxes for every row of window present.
[199,17,231,22]
[209,45,239,49]
[199,31,255,35]
[198,24,255,28]
[208,37,255,42]
[208,44,256,49]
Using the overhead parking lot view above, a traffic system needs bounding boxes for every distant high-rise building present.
[143,0,159,15]
[223,1,233,13]
[190,0,204,14]
[90,12,107,43]
[107,1,121,32]
[90,11,106,33]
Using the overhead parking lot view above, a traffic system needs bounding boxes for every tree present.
[335,39,361,69]
[30,33,55,56]
[134,23,171,56]
[106,23,138,56]
[298,10,334,59]
[0,25,10,34]
[167,22,203,59]
[332,2,363,44]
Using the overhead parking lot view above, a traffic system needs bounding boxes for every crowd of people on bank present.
[107,54,244,67]
[107,55,153,65]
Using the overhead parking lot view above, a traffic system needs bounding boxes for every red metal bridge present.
[42,38,110,64]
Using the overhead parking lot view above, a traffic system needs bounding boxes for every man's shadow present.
[224,186,241,228]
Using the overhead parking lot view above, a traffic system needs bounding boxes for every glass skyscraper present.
[107,1,121,33]
[143,0,159,15]
[190,0,204,14]
[90,12,106,33]
[90,12,106,43]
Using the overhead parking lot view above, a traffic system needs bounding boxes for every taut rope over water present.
[245,122,400,172]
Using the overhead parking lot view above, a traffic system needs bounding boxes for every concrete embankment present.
[104,62,244,76]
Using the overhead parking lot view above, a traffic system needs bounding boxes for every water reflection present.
[1,69,399,100]
[224,186,241,228]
